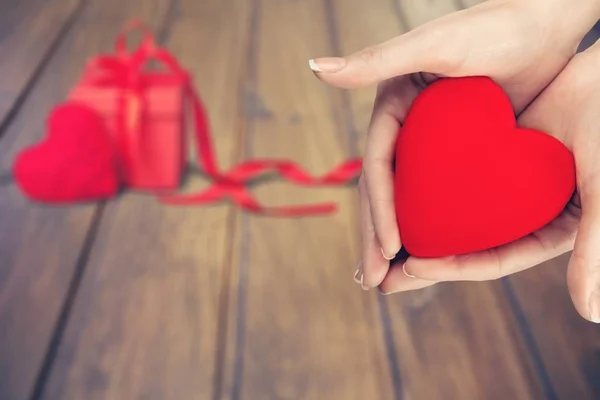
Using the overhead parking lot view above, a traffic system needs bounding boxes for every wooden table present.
[0,0,599,399]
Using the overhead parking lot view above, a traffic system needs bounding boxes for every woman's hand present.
[379,41,600,323]
[308,0,600,311]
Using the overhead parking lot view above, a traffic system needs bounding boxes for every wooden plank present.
[508,255,600,399]
[80,0,172,20]
[331,0,405,154]
[332,0,546,398]
[218,0,395,399]
[458,0,487,9]
[0,0,82,130]
[383,283,546,399]
[0,2,171,400]
[394,0,459,27]
[38,1,252,399]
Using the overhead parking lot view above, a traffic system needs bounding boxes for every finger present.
[567,183,600,323]
[379,260,437,294]
[308,23,456,89]
[402,209,579,281]
[364,95,403,259]
[357,176,389,289]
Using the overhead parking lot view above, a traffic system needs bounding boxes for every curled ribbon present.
[83,20,363,216]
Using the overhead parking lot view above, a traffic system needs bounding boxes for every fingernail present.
[308,57,346,73]
[381,247,396,260]
[402,262,416,278]
[360,274,369,291]
[589,289,600,323]
[353,268,362,284]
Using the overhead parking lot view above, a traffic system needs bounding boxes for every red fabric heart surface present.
[395,76,576,258]
[14,102,119,203]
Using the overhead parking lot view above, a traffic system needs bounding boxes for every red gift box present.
[13,19,363,217]
[68,27,188,190]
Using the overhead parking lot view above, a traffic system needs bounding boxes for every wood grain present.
[0,0,82,132]
[386,282,548,399]
[332,0,545,398]
[0,0,593,398]
[0,1,171,400]
[459,0,488,9]
[330,0,404,154]
[219,0,395,399]
[394,0,459,27]
[508,254,600,400]
[39,1,253,399]
[80,0,173,21]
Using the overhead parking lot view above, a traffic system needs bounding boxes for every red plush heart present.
[395,76,576,258]
[14,102,119,203]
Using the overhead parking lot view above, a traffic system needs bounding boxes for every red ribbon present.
[83,20,363,216]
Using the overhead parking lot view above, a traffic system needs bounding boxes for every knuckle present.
[361,161,369,175]
[572,251,600,274]
[357,45,385,79]
[377,92,402,114]
[363,156,391,176]
[358,45,384,65]
[370,196,394,207]
[365,155,391,166]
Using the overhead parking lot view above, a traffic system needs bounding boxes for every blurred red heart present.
[14,102,119,202]
[395,76,576,258]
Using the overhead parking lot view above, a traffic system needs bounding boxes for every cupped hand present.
[309,0,600,299]
[380,40,600,323]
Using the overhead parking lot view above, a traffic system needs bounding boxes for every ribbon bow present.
[94,20,364,216]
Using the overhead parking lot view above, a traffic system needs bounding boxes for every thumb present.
[309,22,459,89]
[567,184,600,323]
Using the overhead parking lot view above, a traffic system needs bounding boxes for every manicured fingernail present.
[353,268,362,284]
[360,274,370,291]
[589,289,600,323]
[402,262,416,278]
[381,247,395,260]
[308,57,346,73]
